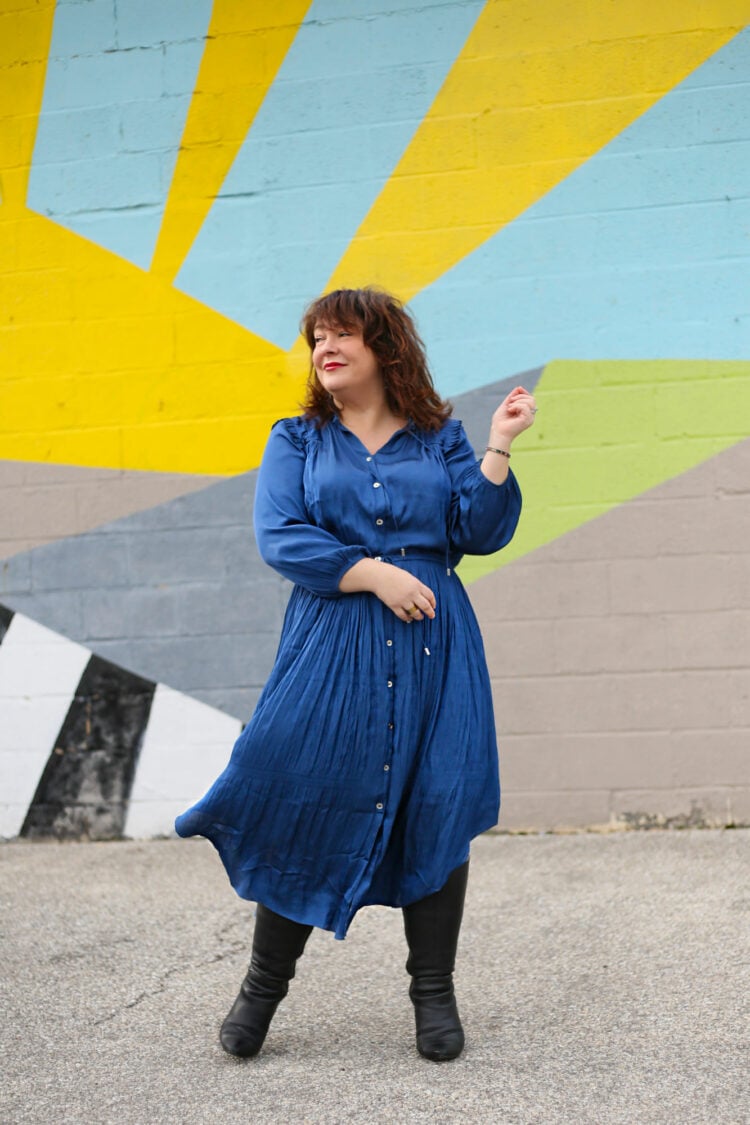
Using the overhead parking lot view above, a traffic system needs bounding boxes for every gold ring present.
[407,604,418,616]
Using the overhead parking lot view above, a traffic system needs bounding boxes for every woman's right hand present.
[339,558,436,622]
[372,563,436,622]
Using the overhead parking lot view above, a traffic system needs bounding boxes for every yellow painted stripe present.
[0,0,308,474]
[326,0,750,298]
[0,0,56,212]
[0,211,304,474]
[458,359,750,584]
[150,0,313,280]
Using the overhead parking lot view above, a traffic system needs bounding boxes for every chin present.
[321,376,349,396]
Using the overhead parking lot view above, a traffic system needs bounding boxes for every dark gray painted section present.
[0,603,14,644]
[0,370,545,719]
[21,656,156,841]
[0,472,290,720]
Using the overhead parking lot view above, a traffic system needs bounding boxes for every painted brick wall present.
[1,1,748,837]
[475,439,750,830]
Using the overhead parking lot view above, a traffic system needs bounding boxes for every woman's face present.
[312,322,383,404]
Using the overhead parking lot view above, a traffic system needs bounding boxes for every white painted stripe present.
[0,614,91,838]
[124,684,240,839]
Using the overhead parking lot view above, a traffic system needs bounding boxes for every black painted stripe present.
[0,603,14,645]
[21,655,157,841]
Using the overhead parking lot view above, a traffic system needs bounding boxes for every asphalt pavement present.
[1,829,748,1125]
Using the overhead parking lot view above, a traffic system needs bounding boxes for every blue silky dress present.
[175,414,522,939]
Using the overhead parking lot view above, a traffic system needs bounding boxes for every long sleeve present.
[253,420,370,597]
[441,420,522,556]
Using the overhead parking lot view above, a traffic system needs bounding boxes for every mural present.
[1,0,748,836]
[0,605,239,839]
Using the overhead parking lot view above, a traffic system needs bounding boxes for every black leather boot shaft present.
[403,860,469,1062]
[220,904,313,1058]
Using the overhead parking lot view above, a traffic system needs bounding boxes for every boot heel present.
[410,978,465,1062]
[220,980,286,1058]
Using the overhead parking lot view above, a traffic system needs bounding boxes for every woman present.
[175,287,536,1062]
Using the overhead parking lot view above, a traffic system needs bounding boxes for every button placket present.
[379,633,397,812]
[366,452,395,814]
[365,452,389,536]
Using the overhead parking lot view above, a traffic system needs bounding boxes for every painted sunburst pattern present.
[2,0,749,576]
[1,1,749,837]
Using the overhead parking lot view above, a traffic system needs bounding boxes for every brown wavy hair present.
[300,287,452,431]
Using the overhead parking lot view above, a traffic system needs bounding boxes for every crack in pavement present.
[92,914,251,1026]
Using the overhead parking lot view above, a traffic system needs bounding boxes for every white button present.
[376,518,384,526]
[366,456,372,461]
[386,639,393,646]
[374,555,382,562]
[387,680,393,688]
[376,802,384,810]
[373,481,381,488]
[383,764,390,772]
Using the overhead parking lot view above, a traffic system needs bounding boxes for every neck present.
[337,398,396,429]
[335,398,408,455]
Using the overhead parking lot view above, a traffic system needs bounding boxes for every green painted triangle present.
[459,358,750,584]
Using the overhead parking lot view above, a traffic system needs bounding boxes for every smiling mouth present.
[323,363,344,370]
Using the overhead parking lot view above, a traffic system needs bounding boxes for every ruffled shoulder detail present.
[435,417,467,454]
[271,415,318,452]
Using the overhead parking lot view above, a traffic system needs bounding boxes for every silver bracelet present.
[485,445,510,459]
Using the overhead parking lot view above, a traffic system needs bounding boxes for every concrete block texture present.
[501,731,750,793]
[0,470,285,719]
[4,5,750,838]
[0,460,221,560]
[3,433,749,827]
[479,438,750,830]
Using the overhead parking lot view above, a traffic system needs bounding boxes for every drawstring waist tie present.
[370,548,452,575]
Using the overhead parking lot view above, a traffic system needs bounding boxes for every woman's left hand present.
[490,385,537,444]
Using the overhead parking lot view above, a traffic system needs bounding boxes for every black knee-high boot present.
[219,904,313,1058]
[402,860,469,1062]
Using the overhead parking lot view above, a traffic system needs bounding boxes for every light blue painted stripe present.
[27,0,212,270]
[175,0,485,349]
[410,28,750,398]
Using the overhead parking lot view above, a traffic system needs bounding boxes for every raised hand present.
[481,385,538,483]
[490,385,537,444]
